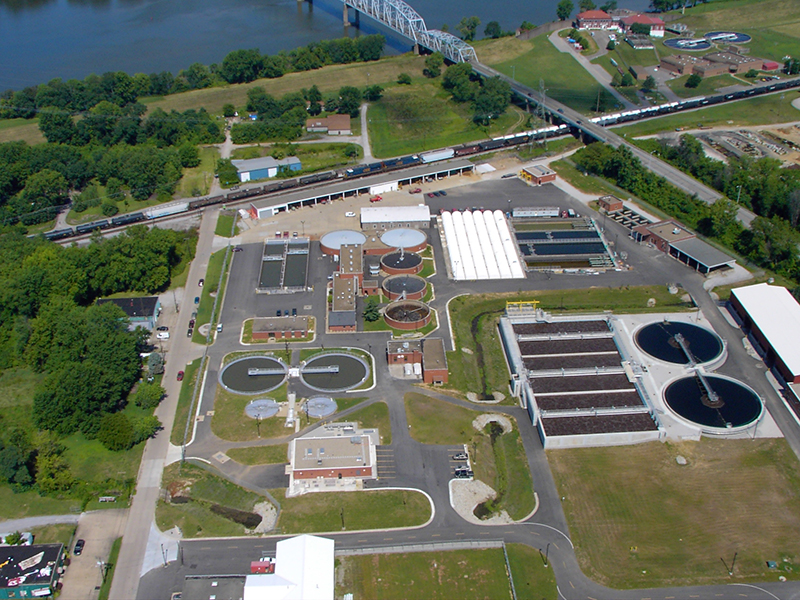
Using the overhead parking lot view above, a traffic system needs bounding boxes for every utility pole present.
[538,79,548,151]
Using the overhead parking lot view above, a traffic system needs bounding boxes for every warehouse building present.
[97,296,160,330]
[232,156,302,182]
[244,535,334,600]
[251,316,310,341]
[0,543,65,599]
[360,205,431,230]
[631,220,735,274]
[730,283,800,384]
[329,274,357,332]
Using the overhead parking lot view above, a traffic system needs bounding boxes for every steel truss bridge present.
[341,0,477,63]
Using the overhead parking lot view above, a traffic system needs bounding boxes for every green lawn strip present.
[273,488,430,533]
[446,288,690,399]
[193,249,231,343]
[223,349,288,366]
[61,426,144,483]
[368,83,523,158]
[226,444,289,466]
[515,137,584,161]
[339,401,392,445]
[666,73,750,99]
[176,146,218,199]
[0,118,45,145]
[507,543,559,600]
[170,357,204,445]
[490,36,620,115]
[215,212,238,237]
[230,142,362,174]
[612,91,800,137]
[157,462,267,538]
[419,259,435,278]
[548,438,800,588]
[495,428,534,520]
[613,43,659,69]
[28,524,77,546]
[404,392,478,445]
[97,537,122,600]
[143,54,427,116]
[550,159,622,197]
[241,317,316,344]
[336,549,512,599]
[211,383,289,442]
[0,485,80,520]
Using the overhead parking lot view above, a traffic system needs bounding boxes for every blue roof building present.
[232,157,302,182]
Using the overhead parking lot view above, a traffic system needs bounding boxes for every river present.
[0,0,650,90]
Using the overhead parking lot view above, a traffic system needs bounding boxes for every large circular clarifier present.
[301,353,369,392]
[220,356,287,394]
[636,321,723,365]
[664,375,762,431]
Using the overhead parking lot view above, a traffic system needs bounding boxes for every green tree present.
[744,69,759,79]
[97,413,135,451]
[473,77,512,125]
[642,75,657,91]
[4,532,24,545]
[16,168,69,215]
[364,85,384,102]
[222,103,236,118]
[620,73,635,87]
[442,63,478,103]
[630,22,651,35]
[601,0,617,10]
[457,16,481,41]
[519,21,535,31]
[424,52,444,78]
[220,49,264,84]
[397,73,412,85]
[579,0,596,11]
[337,86,362,117]
[355,34,385,61]
[606,39,616,50]
[557,0,574,21]
[484,21,502,39]
[38,107,76,144]
[101,203,119,217]
[685,73,702,88]
[363,298,380,322]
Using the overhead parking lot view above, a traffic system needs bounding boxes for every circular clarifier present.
[664,375,762,432]
[305,396,338,418]
[635,321,723,365]
[219,356,287,394]
[301,353,369,392]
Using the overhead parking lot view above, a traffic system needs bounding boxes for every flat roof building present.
[730,283,800,383]
[232,156,302,182]
[252,316,310,341]
[632,220,735,274]
[360,205,431,230]
[422,337,448,385]
[598,195,624,212]
[338,243,363,286]
[290,434,376,481]
[306,114,351,135]
[0,543,64,599]
[520,165,556,185]
[330,274,357,332]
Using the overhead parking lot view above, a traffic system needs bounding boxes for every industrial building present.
[289,434,376,481]
[631,220,735,274]
[251,316,310,341]
[386,338,448,384]
[597,195,624,213]
[520,165,557,185]
[0,543,65,599]
[360,205,431,230]
[305,114,351,135]
[97,296,160,330]
[329,274,357,332]
[575,9,614,30]
[730,283,800,384]
[243,535,334,600]
[440,210,526,280]
[232,156,302,182]
[338,244,364,286]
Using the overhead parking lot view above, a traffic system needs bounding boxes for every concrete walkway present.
[548,31,636,110]
[360,102,374,162]
[0,513,80,531]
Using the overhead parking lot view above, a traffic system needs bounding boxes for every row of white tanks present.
[440,210,526,280]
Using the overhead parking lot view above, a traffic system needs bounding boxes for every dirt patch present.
[252,501,277,533]
[472,414,513,434]
[449,479,514,525]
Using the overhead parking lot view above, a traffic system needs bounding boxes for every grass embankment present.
[404,393,533,520]
[215,211,238,237]
[489,36,619,115]
[549,438,800,588]
[550,158,622,197]
[226,444,288,466]
[516,136,584,161]
[211,383,289,442]
[192,248,231,343]
[143,54,427,115]
[230,142,362,174]
[97,537,122,600]
[446,288,691,400]
[273,488,430,533]
[667,74,750,99]
[29,524,76,546]
[613,88,800,137]
[170,357,204,446]
[175,146,218,199]
[0,118,45,145]
[157,462,270,538]
[368,82,525,158]
[167,230,199,290]
[340,401,392,445]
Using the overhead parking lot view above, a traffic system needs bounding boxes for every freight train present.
[42,76,800,243]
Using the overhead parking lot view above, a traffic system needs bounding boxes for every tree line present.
[0,35,385,121]
[0,225,193,500]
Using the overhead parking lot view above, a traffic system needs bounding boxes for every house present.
[575,9,614,30]
[621,14,665,37]
[97,296,160,330]
[231,157,302,182]
[305,114,352,135]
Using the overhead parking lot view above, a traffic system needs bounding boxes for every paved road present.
[109,209,219,600]
[0,513,80,530]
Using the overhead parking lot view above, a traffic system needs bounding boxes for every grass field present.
[193,249,231,343]
[142,54,427,116]
[226,444,288,466]
[446,287,691,399]
[29,524,76,546]
[215,211,238,237]
[157,462,267,538]
[613,91,800,137]
[337,549,513,599]
[211,383,289,442]
[666,73,750,99]
[170,357,204,445]
[175,146,218,199]
[550,159,622,197]
[549,438,800,588]
[230,142,362,174]
[367,82,524,158]
[404,393,478,445]
[0,118,45,145]
[273,488,430,534]
[507,544,559,600]
[340,401,392,445]
[490,36,620,115]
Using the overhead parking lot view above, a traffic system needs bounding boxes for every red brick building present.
[575,9,613,29]
[290,434,376,481]
[251,316,310,341]
[621,14,665,37]
[598,195,624,213]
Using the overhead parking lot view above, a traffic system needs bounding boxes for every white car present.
[345,211,356,218]
[156,331,170,340]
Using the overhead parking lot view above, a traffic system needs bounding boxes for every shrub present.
[397,73,412,85]
[686,73,702,88]
[101,203,119,217]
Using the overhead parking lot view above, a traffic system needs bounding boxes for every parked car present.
[194,297,200,305]
[189,319,195,327]
[157,326,169,331]
[284,309,290,316]
[191,311,197,319]
[216,323,223,332]
[74,539,85,555]
[177,371,184,381]
[156,331,170,340]
[198,278,204,287]
[232,246,243,252]
[501,173,515,179]
[292,308,297,316]
[427,192,436,198]
[453,453,468,460]
[409,188,422,194]
[276,309,282,317]
[440,190,447,196]
[187,328,193,337]
[370,195,382,202]
[345,211,356,217]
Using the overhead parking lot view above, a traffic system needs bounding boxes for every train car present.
[145,201,190,219]
[227,187,263,201]
[298,172,336,186]
[343,162,383,178]
[188,195,225,210]
[478,139,506,152]
[263,178,299,193]
[111,212,145,227]
[454,143,481,156]
[76,220,110,235]
[44,228,74,241]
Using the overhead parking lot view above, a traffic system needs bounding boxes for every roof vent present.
[672,228,680,235]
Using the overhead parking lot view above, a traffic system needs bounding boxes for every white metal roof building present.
[360,205,431,229]
[243,534,334,600]
[730,283,800,383]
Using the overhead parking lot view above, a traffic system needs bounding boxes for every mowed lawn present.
[548,439,800,588]
[0,118,45,145]
[666,73,750,99]
[490,36,619,115]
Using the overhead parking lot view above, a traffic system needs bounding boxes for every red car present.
[177,370,184,381]
[409,188,422,194]
[369,195,382,203]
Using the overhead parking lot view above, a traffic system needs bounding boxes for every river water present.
[0,0,649,90]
